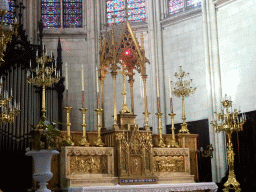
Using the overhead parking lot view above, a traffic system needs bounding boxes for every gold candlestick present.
[173,66,196,133]
[79,107,89,146]
[168,113,179,148]
[156,112,165,148]
[64,106,74,146]
[95,108,104,147]
[142,75,150,131]
[211,95,246,192]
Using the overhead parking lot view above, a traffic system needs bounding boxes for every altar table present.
[68,182,218,192]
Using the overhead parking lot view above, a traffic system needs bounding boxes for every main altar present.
[58,16,199,191]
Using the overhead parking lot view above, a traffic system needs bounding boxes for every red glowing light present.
[125,49,130,55]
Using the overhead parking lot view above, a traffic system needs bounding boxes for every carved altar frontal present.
[60,147,118,189]
[153,148,194,184]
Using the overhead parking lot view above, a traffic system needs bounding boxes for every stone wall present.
[217,0,256,113]
[162,15,207,125]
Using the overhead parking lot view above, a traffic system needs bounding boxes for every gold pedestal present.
[95,108,104,147]
[117,113,136,130]
[179,122,189,134]
[79,107,89,146]
[223,133,241,192]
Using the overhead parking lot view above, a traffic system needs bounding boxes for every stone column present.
[202,0,227,183]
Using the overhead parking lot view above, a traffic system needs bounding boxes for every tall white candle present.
[96,67,99,93]
[65,62,68,90]
[169,76,172,98]
[156,75,160,97]
[81,64,84,91]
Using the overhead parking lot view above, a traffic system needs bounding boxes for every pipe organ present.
[0,24,64,154]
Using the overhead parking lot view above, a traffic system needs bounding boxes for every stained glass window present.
[169,0,201,15]
[41,0,61,28]
[187,0,201,9]
[41,0,82,28]
[107,0,146,26]
[0,0,16,24]
[63,0,82,28]
[169,0,184,15]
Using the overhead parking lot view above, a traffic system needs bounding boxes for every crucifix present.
[15,1,25,24]
[118,63,131,114]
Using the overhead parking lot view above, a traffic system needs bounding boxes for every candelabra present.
[27,48,60,124]
[79,107,89,146]
[211,95,246,192]
[0,81,20,123]
[173,66,196,133]
[167,113,179,148]
[0,2,18,64]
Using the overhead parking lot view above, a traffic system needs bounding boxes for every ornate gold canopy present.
[99,19,150,130]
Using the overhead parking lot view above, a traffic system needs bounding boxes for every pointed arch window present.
[168,0,201,15]
[107,0,146,26]
[41,0,82,28]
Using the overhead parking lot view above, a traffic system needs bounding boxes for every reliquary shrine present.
[59,19,197,190]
